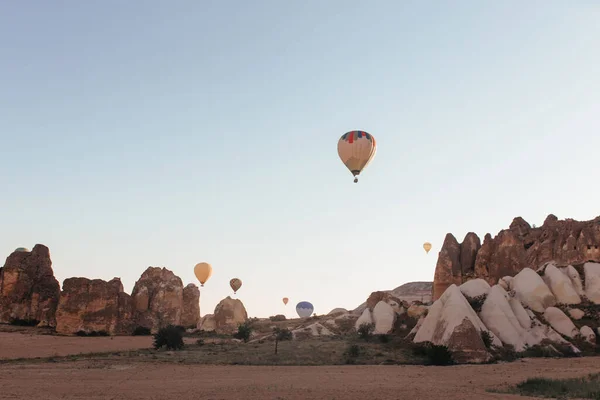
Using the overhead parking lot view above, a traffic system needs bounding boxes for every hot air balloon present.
[282,297,289,305]
[423,242,432,254]
[194,262,213,287]
[296,301,314,318]
[230,278,242,294]
[14,247,29,252]
[337,130,377,183]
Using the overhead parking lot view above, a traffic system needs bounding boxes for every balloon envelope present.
[194,262,213,287]
[14,247,29,253]
[282,297,289,305]
[337,130,377,183]
[230,278,242,293]
[296,301,314,318]
[423,242,432,254]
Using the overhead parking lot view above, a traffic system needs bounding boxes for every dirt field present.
[1,330,600,399]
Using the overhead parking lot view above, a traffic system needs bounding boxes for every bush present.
[153,325,184,350]
[344,344,362,364]
[9,318,39,327]
[269,315,287,322]
[233,322,253,343]
[357,323,375,341]
[132,326,151,336]
[196,338,205,346]
[412,342,454,366]
[75,330,109,337]
[466,295,487,313]
[377,334,390,343]
[481,331,493,349]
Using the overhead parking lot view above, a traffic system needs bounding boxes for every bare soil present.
[1,329,600,399]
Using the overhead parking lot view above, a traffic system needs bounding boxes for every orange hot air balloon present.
[282,297,289,305]
[230,278,242,294]
[423,242,432,254]
[194,262,213,287]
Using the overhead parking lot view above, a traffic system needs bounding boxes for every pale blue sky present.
[1,1,599,318]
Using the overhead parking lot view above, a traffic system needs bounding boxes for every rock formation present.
[433,214,600,301]
[131,267,184,333]
[0,245,60,327]
[181,284,200,328]
[197,296,248,333]
[353,281,432,314]
[354,290,412,335]
[55,277,133,335]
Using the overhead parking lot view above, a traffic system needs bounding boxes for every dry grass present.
[489,373,600,399]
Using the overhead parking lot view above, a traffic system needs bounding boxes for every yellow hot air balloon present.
[282,297,289,305]
[230,278,242,294]
[194,262,213,287]
[337,130,377,183]
[423,242,432,254]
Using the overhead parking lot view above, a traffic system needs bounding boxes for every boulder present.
[459,279,491,299]
[181,284,200,328]
[580,326,596,343]
[568,308,585,320]
[131,267,184,332]
[543,307,579,338]
[197,314,216,331]
[584,263,600,304]
[372,301,396,334]
[512,268,556,312]
[564,266,584,296]
[292,322,333,339]
[212,296,247,333]
[366,291,404,312]
[414,285,499,363]
[542,263,580,304]
[55,277,133,335]
[354,308,373,330]
[0,245,60,327]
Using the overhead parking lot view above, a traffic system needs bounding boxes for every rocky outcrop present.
[0,245,60,327]
[198,296,247,333]
[433,215,600,300]
[414,285,499,363]
[181,284,200,328]
[353,282,432,314]
[131,267,184,333]
[55,277,133,335]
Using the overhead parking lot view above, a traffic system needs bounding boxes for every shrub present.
[233,322,253,343]
[466,294,487,313]
[377,334,390,343]
[357,323,375,341]
[344,344,362,364]
[132,326,151,336]
[196,339,205,346]
[153,325,184,350]
[75,330,109,337]
[269,315,286,322]
[481,331,493,349]
[411,342,454,366]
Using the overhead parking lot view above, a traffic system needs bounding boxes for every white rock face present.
[509,297,531,330]
[584,263,600,304]
[543,307,579,338]
[414,284,501,359]
[354,308,373,331]
[408,316,425,337]
[292,322,333,338]
[372,301,396,334]
[501,276,514,291]
[512,268,556,312]
[543,264,581,304]
[564,266,584,296]
[479,285,531,351]
[580,326,596,343]
[568,308,585,320]
[460,279,491,299]
[407,304,428,319]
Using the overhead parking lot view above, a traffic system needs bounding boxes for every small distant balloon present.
[337,130,377,183]
[282,297,289,305]
[230,278,242,294]
[14,247,29,253]
[296,301,314,318]
[423,242,432,254]
[194,262,213,287]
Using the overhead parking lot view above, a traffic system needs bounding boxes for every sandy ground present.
[1,331,600,399]
[2,358,600,400]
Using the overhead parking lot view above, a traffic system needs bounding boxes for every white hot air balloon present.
[337,130,377,183]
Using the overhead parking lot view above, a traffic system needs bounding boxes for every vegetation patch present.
[152,325,184,350]
[465,294,487,313]
[488,373,600,399]
[9,318,39,327]
[75,330,109,337]
[132,326,151,336]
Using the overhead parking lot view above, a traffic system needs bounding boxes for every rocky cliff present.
[433,214,600,301]
[0,245,60,327]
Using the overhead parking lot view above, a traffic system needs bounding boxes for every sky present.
[1,1,599,319]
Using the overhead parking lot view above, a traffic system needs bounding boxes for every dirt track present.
[1,331,599,399]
